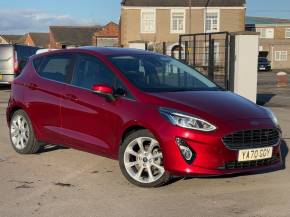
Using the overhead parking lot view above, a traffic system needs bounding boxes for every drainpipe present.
[205,0,210,33]
[189,0,192,34]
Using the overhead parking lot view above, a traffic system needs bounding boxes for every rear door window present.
[37,54,73,84]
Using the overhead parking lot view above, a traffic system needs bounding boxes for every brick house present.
[49,22,119,49]
[49,26,101,49]
[18,33,50,48]
[246,16,290,69]
[120,0,246,52]
[92,22,119,47]
[0,35,23,44]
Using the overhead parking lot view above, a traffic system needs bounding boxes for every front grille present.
[223,129,280,150]
[220,156,280,170]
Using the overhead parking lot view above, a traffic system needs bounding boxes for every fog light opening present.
[176,138,196,164]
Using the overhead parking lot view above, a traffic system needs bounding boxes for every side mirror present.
[92,84,115,101]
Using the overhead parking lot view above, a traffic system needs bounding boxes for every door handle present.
[64,94,78,102]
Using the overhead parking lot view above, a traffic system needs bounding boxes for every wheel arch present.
[7,105,25,126]
[120,125,146,146]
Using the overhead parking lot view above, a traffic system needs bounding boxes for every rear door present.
[0,45,14,82]
[27,53,74,145]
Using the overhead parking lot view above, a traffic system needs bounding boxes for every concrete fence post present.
[230,32,260,103]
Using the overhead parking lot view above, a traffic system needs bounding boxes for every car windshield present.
[109,54,220,93]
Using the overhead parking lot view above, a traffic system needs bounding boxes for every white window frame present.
[285,28,290,39]
[204,8,220,33]
[257,28,274,39]
[275,51,288,61]
[140,8,156,34]
[170,9,186,34]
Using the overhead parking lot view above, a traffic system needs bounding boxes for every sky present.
[0,0,290,34]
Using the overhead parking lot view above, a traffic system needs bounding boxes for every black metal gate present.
[179,32,231,90]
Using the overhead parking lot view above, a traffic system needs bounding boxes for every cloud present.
[0,9,95,34]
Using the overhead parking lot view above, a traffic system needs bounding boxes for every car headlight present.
[159,107,216,132]
[263,107,279,127]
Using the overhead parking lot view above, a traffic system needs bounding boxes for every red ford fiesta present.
[6,47,282,187]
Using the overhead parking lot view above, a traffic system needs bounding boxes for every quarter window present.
[141,9,156,33]
[171,10,185,33]
[275,51,288,61]
[38,54,73,83]
[205,9,219,32]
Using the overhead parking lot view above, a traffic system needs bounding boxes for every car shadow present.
[281,139,289,169]
[165,139,289,186]
[37,144,70,154]
[257,93,276,106]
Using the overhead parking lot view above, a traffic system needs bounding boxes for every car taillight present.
[13,50,19,74]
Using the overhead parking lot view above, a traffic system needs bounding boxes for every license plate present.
[238,147,273,162]
[260,67,265,70]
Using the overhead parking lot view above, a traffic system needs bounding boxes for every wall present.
[23,35,35,47]
[121,7,245,47]
[0,37,8,44]
[254,25,290,69]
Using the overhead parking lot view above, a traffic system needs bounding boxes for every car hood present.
[148,91,268,121]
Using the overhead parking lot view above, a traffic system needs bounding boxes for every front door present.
[60,53,130,157]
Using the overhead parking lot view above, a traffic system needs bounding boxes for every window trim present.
[170,9,186,34]
[285,28,290,39]
[204,8,220,33]
[274,51,288,61]
[140,8,156,34]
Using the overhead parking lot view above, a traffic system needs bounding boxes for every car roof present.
[33,46,158,59]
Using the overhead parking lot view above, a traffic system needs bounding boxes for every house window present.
[205,9,219,33]
[285,28,290,38]
[257,28,274,39]
[141,9,156,33]
[275,51,288,61]
[171,9,185,33]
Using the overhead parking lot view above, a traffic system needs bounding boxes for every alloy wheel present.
[10,115,30,150]
[124,137,165,184]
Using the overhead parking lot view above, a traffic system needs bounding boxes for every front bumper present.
[258,66,271,71]
[157,118,282,176]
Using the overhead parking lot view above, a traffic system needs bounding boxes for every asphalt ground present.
[0,75,289,217]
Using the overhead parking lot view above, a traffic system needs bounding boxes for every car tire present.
[9,110,40,154]
[119,129,171,188]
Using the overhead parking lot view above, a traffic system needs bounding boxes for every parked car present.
[258,57,272,71]
[6,47,282,187]
[0,44,38,84]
